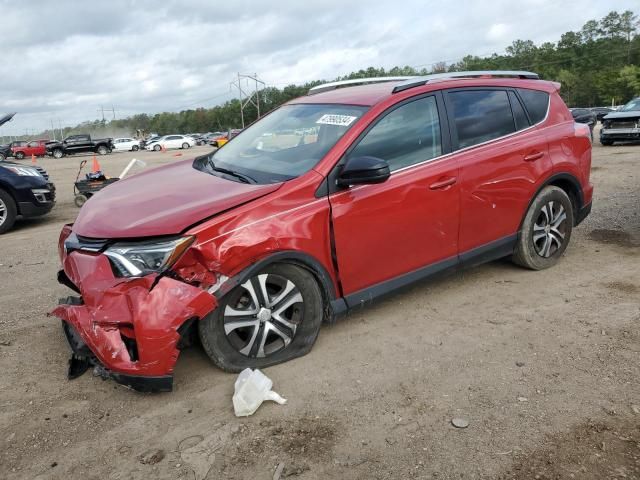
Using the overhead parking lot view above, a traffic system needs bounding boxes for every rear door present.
[443,88,552,255]
[329,93,460,299]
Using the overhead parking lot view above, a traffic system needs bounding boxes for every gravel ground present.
[0,137,638,480]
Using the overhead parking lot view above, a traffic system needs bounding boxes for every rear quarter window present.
[517,88,550,124]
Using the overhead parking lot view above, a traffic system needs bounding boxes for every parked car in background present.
[590,107,614,122]
[187,134,206,146]
[569,108,596,139]
[11,139,49,159]
[112,138,141,152]
[600,97,640,146]
[209,129,243,148]
[0,144,11,161]
[46,134,115,158]
[52,71,593,391]
[145,134,195,151]
[0,158,55,233]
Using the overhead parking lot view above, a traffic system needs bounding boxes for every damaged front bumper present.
[51,251,217,392]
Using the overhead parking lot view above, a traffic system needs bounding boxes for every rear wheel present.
[512,186,574,270]
[15,152,24,160]
[0,189,17,234]
[96,145,108,155]
[199,263,324,372]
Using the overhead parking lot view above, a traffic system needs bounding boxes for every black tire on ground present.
[199,263,324,372]
[0,189,18,234]
[600,140,613,146]
[0,153,5,161]
[74,194,88,208]
[181,142,190,149]
[132,145,139,151]
[512,186,574,270]
[52,148,64,159]
[153,144,162,151]
[96,145,108,155]
[15,152,24,159]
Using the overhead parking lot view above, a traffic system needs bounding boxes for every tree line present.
[47,10,640,138]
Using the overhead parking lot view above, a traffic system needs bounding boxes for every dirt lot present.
[1,138,638,480]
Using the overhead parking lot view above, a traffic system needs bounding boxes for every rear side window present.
[517,88,549,124]
[508,91,530,131]
[348,96,442,172]
[448,90,515,149]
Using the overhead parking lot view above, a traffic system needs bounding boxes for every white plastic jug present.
[232,368,287,417]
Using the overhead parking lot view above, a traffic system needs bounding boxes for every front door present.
[329,94,460,300]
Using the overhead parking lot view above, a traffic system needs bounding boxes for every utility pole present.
[230,73,265,129]
[98,106,105,122]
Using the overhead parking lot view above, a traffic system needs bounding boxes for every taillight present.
[574,122,592,144]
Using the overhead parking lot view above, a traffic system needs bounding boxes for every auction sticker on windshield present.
[316,114,357,126]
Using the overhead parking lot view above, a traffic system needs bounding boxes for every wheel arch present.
[520,172,584,229]
[215,250,341,323]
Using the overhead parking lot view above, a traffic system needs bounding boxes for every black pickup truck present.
[46,134,114,158]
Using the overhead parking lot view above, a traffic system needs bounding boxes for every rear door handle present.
[429,176,457,190]
[524,151,544,162]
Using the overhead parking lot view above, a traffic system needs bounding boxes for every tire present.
[96,145,108,155]
[52,148,64,159]
[0,153,5,161]
[132,145,139,151]
[15,152,24,160]
[181,142,189,149]
[0,189,17,234]
[512,186,574,270]
[199,263,324,372]
[153,144,161,151]
[74,194,88,208]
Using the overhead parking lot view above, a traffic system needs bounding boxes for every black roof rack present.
[392,71,539,93]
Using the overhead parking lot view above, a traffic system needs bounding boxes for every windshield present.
[621,98,640,111]
[209,104,367,184]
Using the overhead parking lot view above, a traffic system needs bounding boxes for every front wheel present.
[512,186,574,270]
[0,189,17,234]
[132,145,139,151]
[96,145,108,155]
[181,142,190,149]
[199,263,324,372]
[52,148,64,159]
[153,144,161,151]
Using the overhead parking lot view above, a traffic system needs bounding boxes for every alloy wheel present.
[0,197,6,226]
[223,274,304,358]
[533,201,567,258]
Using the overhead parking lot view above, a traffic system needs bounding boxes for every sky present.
[0,0,636,136]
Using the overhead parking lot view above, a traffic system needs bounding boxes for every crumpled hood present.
[603,111,640,120]
[73,159,282,238]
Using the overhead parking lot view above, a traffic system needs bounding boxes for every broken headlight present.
[104,236,194,277]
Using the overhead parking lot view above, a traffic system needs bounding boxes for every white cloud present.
[0,0,636,134]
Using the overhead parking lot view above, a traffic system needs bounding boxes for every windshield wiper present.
[207,158,256,184]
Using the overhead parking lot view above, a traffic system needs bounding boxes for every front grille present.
[35,166,49,180]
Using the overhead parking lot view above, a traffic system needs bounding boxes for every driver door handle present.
[429,176,457,190]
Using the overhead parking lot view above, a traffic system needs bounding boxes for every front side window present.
[347,96,442,172]
[209,104,367,184]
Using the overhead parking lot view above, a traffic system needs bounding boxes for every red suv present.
[52,71,593,391]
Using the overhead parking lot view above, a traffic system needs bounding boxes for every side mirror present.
[337,156,390,187]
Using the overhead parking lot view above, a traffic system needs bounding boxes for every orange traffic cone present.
[91,155,101,172]
[31,154,36,164]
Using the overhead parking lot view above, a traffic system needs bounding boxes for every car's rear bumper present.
[51,251,217,392]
